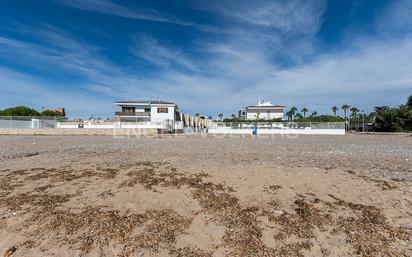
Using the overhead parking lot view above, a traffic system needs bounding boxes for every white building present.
[238,100,285,120]
[115,100,180,123]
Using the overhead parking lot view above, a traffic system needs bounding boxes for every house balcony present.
[115,111,150,117]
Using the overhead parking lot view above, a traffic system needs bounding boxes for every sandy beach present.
[0,134,411,257]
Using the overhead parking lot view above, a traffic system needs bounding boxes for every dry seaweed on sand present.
[11,165,120,183]
[119,162,412,257]
[264,196,334,240]
[330,196,412,257]
[170,246,213,257]
[3,246,17,257]
[1,160,410,257]
[0,192,73,211]
[28,206,192,256]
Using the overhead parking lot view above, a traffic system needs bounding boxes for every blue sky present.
[0,0,411,117]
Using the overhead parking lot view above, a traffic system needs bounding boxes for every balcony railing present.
[115,111,150,116]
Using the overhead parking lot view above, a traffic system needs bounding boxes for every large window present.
[122,107,135,112]
[157,107,168,113]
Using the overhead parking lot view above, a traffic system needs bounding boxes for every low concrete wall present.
[208,128,345,135]
[0,128,158,136]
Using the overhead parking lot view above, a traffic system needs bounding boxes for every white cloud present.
[131,35,198,72]
[207,0,326,34]
[50,0,202,28]
[377,0,412,35]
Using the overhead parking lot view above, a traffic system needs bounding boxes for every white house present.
[238,100,285,120]
[114,100,180,123]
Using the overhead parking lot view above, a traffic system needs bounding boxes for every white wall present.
[150,106,175,122]
[246,112,283,120]
[57,122,165,129]
[208,128,345,135]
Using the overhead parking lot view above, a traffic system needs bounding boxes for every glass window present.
[157,107,168,113]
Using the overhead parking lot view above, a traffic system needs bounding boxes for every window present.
[157,107,168,113]
[122,107,135,112]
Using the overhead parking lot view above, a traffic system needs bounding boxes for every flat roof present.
[115,100,176,105]
[246,105,286,109]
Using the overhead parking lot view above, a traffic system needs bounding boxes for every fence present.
[0,116,63,129]
[0,116,184,132]
[208,122,345,135]
[0,117,345,135]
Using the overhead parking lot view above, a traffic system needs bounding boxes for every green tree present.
[374,106,403,131]
[301,107,308,118]
[207,116,213,120]
[374,106,390,112]
[289,106,297,120]
[350,107,360,117]
[407,94,412,109]
[218,113,223,121]
[41,110,62,116]
[311,111,318,118]
[0,106,40,116]
[295,113,303,120]
[341,104,350,118]
[195,113,200,117]
[285,110,293,121]
[332,106,339,117]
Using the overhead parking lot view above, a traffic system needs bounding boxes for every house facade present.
[115,100,180,123]
[238,100,285,120]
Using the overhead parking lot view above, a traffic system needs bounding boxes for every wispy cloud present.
[377,0,412,35]
[50,0,202,28]
[131,35,198,72]
[202,0,326,34]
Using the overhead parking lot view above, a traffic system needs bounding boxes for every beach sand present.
[0,134,411,256]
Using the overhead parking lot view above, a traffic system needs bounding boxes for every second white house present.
[238,100,285,120]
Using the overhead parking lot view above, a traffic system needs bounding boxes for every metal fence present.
[0,116,65,129]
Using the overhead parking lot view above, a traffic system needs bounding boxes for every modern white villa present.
[114,100,180,123]
[238,100,285,120]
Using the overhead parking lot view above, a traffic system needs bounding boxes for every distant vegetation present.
[0,106,64,117]
[220,94,412,132]
[372,98,411,132]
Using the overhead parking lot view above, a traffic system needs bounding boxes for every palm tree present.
[341,105,350,119]
[301,107,308,118]
[295,113,303,120]
[218,113,223,121]
[195,113,200,117]
[231,114,237,119]
[290,106,298,120]
[311,111,318,117]
[285,111,292,121]
[332,106,339,117]
[207,116,213,120]
[374,106,390,113]
[350,107,360,117]
[407,94,412,109]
